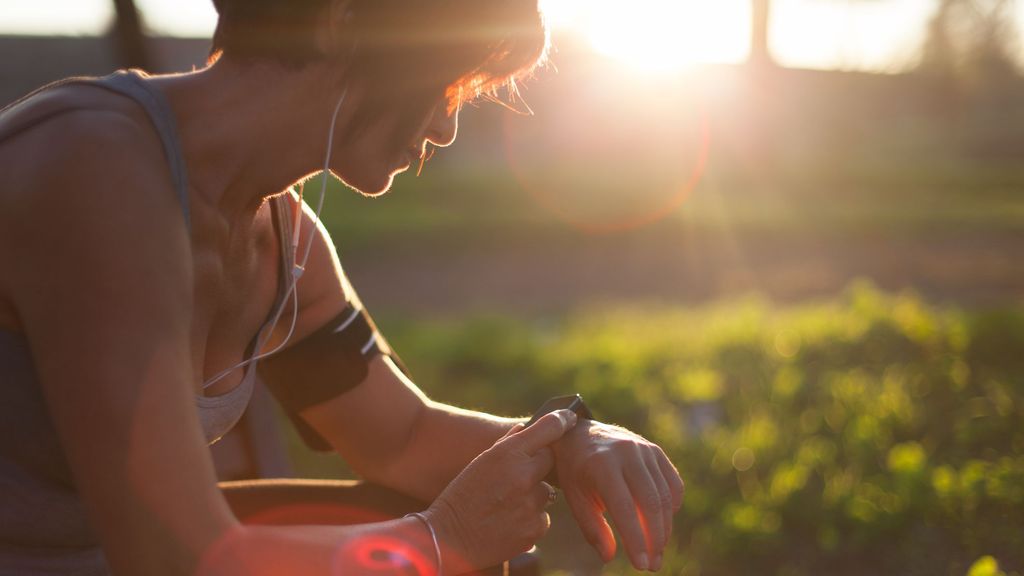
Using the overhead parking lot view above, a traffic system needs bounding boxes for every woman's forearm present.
[379,402,523,502]
[197,516,472,576]
[215,411,580,576]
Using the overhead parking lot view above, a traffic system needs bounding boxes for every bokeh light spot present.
[732,447,755,472]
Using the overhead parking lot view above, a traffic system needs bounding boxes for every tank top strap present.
[88,70,192,231]
[0,69,192,231]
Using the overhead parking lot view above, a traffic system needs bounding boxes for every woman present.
[0,0,683,574]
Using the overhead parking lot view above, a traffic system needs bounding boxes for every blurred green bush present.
[372,281,1023,575]
[288,280,1024,569]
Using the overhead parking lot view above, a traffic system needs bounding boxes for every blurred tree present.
[918,0,1019,82]
[919,0,959,78]
[110,0,149,69]
[749,0,775,68]
[965,0,1020,91]
[744,0,780,178]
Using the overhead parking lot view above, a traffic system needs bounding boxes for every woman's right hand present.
[424,410,578,574]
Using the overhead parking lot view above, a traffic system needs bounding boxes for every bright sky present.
[771,0,938,71]
[0,0,1021,72]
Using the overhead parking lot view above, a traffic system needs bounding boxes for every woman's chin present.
[338,157,412,197]
[342,172,396,198]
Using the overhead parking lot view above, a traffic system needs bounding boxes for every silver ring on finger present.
[542,481,558,506]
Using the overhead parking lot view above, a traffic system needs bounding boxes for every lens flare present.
[504,65,710,234]
[337,535,433,575]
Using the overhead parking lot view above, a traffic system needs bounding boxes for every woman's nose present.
[426,106,459,148]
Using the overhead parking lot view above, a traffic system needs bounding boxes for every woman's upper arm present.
[259,193,431,476]
[3,116,236,575]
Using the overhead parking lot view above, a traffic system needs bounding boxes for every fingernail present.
[637,553,649,571]
[562,409,577,426]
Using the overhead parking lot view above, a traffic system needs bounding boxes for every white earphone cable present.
[202,90,347,390]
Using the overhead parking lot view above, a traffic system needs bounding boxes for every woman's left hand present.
[551,420,684,572]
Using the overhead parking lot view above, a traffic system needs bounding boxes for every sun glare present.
[770,0,933,71]
[544,0,751,73]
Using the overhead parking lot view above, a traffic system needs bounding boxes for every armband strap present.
[258,303,409,451]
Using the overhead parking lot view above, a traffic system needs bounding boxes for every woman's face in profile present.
[332,92,460,195]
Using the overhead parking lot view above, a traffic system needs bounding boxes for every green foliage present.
[968,556,1011,576]
[380,283,1024,574]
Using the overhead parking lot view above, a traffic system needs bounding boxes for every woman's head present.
[211,0,548,106]
[210,0,550,193]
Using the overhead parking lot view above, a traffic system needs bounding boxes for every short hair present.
[210,0,549,113]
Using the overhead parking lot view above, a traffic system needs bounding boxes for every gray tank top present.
[0,70,296,574]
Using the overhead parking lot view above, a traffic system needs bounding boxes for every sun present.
[544,0,751,73]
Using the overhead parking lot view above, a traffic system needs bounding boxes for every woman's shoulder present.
[1,76,167,167]
[0,106,174,249]
[0,79,189,302]
[0,77,175,220]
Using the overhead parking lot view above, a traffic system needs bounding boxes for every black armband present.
[259,303,409,451]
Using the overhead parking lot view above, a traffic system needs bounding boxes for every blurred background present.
[2,1,1022,574]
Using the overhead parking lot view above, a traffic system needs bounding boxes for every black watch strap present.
[527,395,593,489]
[526,394,593,427]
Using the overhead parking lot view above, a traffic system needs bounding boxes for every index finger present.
[506,409,578,455]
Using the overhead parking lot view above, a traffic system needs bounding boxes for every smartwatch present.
[526,394,593,427]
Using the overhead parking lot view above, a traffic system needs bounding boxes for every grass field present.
[306,148,1024,321]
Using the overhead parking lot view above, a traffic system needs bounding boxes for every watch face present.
[527,395,584,427]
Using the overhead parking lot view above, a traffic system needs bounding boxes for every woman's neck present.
[150,60,339,225]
